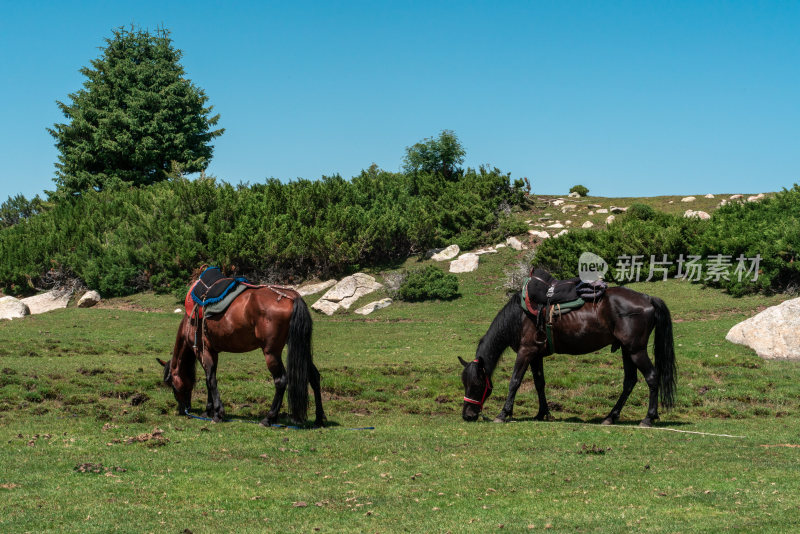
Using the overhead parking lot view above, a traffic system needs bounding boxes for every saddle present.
[184,266,249,319]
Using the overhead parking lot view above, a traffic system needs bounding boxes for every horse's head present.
[157,353,195,415]
[459,356,493,422]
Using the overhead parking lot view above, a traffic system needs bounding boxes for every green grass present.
[2,246,800,532]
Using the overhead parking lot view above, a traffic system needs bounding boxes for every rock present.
[77,290,101,308]
[668,200,674,204]
[474,247,498,255]
[610,206,628,214]
[554,229,569,237]
[450,253,480,273]
[729,194,743,200]
[681,196,696,202]
[747,193,765,202]
[726,298,800,360]
[297,279,337,296]
[505,237,527,251]
[683,210,711,220]
[605,215,616,225]
[596,208,608,214]
[552,199,565,206]
[587,211,594,216]
[355,298,393,315]
[429,245,460,261]
[564,220,572,225]
[21,290,72,315]
[561,204,577,212]
[719,199,728,206]
[581,221,594,228]
[0,296,30,320]
[528,230,550,240]
[312,274,383,314]
[568,191,580,198]
[538,217,552,222]
[586,204,602,209]
[174,308,183,314]
[704,194,715,198]
[546,223,565,229]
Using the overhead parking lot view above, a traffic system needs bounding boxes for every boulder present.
[681,196,696,202]
[683,210,711,220]
[21,290,72,315]
[729,194,743,200]
[726,298,800,360]
[77,290,101,308]
[561,204,577,212]
[596,208,609,214]
[450,253,480,273]
[355,298,393,315]
[554,229,569,238]
[297,279,337,296]
[581,221,594,229]
[587,211,594,216]
[552,199,565,206]
[528,230,550,240]
[704,193,715,199]
[0,296,30,320]
[605,215,616,225]
[610,206,628,214]
[474,247,498,255]
[747,193,765,202]
[586,204,602,209]
[429,245,460,261]
[546,223,564,229]
[312,274,383,315]
[568,191,580,198]
[505,237,527,251]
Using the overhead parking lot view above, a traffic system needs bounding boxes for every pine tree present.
[49,26,224,195]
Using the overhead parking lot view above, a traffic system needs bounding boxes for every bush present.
[397,266,459,301]
[626,203,657,221]
[570,184,589,197]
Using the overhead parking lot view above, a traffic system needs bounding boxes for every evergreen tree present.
[48,26,224,195]
[402,130,466,180]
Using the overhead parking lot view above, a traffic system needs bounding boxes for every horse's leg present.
[260,352,287,427]
[602,352,637,425]
[531,355,552,421]
[309,363,327,427]
[199,348,225,422]
[494,350,533,423]
[629,349,660,427]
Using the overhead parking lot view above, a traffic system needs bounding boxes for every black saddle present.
[190,267,247,306]
[527,269,580,305]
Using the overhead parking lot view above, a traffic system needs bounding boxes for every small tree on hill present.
[402,130,466,181]
[49,26,224,195]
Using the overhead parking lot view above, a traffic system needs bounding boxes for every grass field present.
[2,204,799,532]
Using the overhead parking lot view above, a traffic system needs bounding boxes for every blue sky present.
[1,1,798,199]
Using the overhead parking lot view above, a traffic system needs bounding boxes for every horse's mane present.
[476,295,523,376]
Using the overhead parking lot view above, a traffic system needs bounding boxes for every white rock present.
[495,244,507,249]
[581,221,594,228]
[606,215,616,225]
[587,211,594,216]
[596,208,609,214]
[704,194,715,198]
[528,230,550,240]
[450,253,480,273]
[429,244,461,261]
[729,194,743,200]
[355,298,393,315]
[297,279,337,296]
[0,296,30,320]
[77,290,101,308]
[311,299,341,316]
[552,199,565,206]
[313,273,383,313]
[747,193,765,202]
[683,210,711,220]
[546,223,565,229]
[554,229,569,237]
[21,290,72,315]
[587,204,602,209]
[565,220,572,225]
[568,191,580,198]
[174,308,183,314]
[610,206,628,213]
[561,204,577,212]
[726,298,800,360]
[668,200,674,204]
[474,247,498,255]
[505,237,527,251]
[681,196,696,202]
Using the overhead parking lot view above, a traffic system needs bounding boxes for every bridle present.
[463,359,493,410]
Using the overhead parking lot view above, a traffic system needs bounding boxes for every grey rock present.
[0,296,30,320]
[726,298,800,359]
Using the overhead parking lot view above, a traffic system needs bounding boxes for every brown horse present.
[160,285,326,427]
[460,287,676,427]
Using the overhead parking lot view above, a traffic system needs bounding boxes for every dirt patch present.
[107,427,169,447]
[130,393,149,406]
[760,444,800,448]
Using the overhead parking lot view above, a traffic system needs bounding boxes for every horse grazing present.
[460,286,676,427]
[160,284,326,427]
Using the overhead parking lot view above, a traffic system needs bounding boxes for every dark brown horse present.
[160,285,326,427]
[460,287,676,427]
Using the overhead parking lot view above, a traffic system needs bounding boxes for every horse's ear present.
[458,356,469,368]
[156,358,168,367]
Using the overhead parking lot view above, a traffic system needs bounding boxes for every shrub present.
[397,266,459,301]
[570,184,589,197]
[626,203,657,221]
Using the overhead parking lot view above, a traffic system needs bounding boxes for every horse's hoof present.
[639,419,653,428]
[493,416,506,423]
[601,418,614,425]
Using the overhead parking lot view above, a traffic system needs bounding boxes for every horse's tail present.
[651,296,677,409]
[286,296,312,423]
